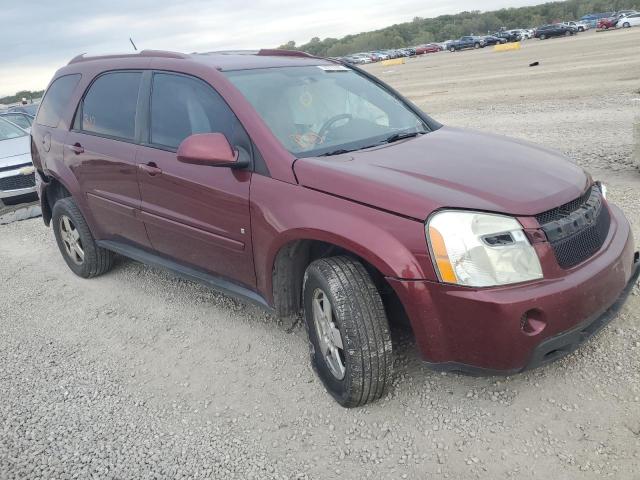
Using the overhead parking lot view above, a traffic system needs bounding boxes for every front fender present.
[250,175,436,305]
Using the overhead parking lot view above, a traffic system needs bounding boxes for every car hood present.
[0,136,31,169]
[293,126,590,221]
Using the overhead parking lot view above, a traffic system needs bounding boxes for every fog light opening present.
[521,309,546,336]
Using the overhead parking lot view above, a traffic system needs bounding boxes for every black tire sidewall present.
[52,198,99,278]
[302,267,354,405]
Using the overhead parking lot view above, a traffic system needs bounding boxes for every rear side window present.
[80,72,141,141]
[36,74,81,128]
[149,73,240,150]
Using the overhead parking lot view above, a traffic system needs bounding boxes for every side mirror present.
[177,133,244,168]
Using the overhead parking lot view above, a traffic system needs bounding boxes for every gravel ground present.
[2,29,640,480]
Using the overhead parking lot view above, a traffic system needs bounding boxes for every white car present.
[617,12,640,28]
[562,21,591,31]
[353,54,372,64]
[0,117,35,206]
[512,28,532,39]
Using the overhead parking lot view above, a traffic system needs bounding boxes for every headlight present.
[426,210,543,287]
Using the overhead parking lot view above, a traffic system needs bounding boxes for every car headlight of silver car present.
[426,210,543,287]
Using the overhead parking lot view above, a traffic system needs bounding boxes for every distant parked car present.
[0,117,36,206]
[482,35,507,46]
[561,21,590,32]
[352,54,373,64]
[597,16,619,29]
[580,12,615,28]
[8,104,39,116]
[617,12,640,28]
[493,31,521,42]
[614,10,638,19]
[510,29,532,39]
[415,44,441,54]
[448,36,485,52]
[534,24,576,39]
[0,112,34,132]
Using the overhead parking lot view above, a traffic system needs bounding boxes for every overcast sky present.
[1,0,544,96]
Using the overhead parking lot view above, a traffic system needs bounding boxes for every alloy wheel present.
[59,215,84,265]
[312,289,346,380]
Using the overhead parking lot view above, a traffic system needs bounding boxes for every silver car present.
[0,117,36,206]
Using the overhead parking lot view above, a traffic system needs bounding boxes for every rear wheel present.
[302,256,393,407]
[565,30,571,36]
[52,197,114,278]
[540,34,546,40]
[623,22,631,28]
[449,46,456,52]
[474,42,480,49]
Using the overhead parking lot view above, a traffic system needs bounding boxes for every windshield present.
[224,65,428,157]
[0,117,28,141]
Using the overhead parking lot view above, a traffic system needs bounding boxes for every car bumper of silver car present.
[0,164,37,200]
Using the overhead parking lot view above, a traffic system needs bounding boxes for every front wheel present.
[449,46,456,52]
[623,22,631,28]
[539,34,546,40]
[302,256,393,407]
[474,42,480,49]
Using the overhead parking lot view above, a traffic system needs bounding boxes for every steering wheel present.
[318,114,353,139]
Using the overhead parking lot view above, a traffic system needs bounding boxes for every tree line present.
[279,0,640,57]
[0,90,44,106]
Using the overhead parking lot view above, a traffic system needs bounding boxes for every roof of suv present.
[68,49,335,71]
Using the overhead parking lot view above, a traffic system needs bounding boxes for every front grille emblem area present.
[536,186,611,269]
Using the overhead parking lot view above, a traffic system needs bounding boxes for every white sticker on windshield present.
[317,65,350,72]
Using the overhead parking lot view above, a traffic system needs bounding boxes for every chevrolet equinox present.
[31,49,639,407]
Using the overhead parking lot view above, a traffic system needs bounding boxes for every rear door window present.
[79,72,142,141]
[36,74,81,128]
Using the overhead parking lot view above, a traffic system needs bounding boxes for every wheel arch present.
[40,172,73,226]
[269,232,415,332]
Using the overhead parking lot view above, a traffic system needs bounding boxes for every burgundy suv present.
[31,49,638,407]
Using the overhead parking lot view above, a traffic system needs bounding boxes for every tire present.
[540,34,546,40]
[449,46,456,52]
[578,27,584,32]
[565,30,571,36]
[474,42,480,49]
[623,22,630,28]
[302,256,393,407]
[52,197,115,278]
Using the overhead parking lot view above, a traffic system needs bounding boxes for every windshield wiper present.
[317,148,358,157]
[383,130,426,144]
[316,130,427,157]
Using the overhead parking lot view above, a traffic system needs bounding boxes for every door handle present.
[139,162,162,176]
[67,143,84,154]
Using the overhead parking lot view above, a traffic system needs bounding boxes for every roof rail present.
[196,50,260,56]
[68,49,188,65]
[256,49,318,58]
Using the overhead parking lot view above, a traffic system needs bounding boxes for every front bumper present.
[388,204,638,373]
